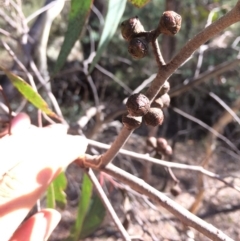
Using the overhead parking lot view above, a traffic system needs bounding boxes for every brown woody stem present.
[146,2,240,102]
[93,0,240,173]
[100,126,134,167]
[151,39,166,67]
[104,163,234,241]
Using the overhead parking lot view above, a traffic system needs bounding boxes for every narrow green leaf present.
[46,172,67,209]
[53,0,93,74]
[71,173,93,241]
[128,0,150,8]
[80,195,106,239]
[46,183,55,208]
[53,172,67,209]
[0,66,59,119]
[89,0,127,73]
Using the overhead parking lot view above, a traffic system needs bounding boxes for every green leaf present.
[0,66,59,119]
[53,0,93,74]
[89,0,127,73]
[128,0,150,8]
[71,173,93,241]
[80,195,106,239]
[46,183,55,208]
[46,172,67,209]
[54,172,67,208]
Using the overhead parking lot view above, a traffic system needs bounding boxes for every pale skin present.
[0,113,88,241]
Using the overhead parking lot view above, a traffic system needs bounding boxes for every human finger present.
[9,209,61,241]
[0,132,87,241]
[9,113,31,135]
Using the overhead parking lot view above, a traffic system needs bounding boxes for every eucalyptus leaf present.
[89,0,127,73]
[0,66,59,119]
[53,0,93,74]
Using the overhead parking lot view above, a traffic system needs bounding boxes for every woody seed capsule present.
[122,114,142,130]
[159,11,182,36]
[121,16,145,41]
[143,107,164,126]
[126,93,150,116]
[128,37,148,59]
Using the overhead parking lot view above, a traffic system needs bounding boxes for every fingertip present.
[10,113,31,134]
[42,209,61,239]
[10,209,61,241]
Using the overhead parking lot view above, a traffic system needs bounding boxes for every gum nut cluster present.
[121,16,148,59]
[156,137,172,156]
[146,137,172,157]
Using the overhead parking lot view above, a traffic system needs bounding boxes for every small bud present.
[164,145,173,156]
[152,97,164,109]
[126,93,150,116]
[143,107,164,126]
[159,81,170,96]
[170,184,182,196]
[157,138,168,151]
[121,16,145,41]
[160,93,171,108]
[122,114,142,130]
[128,37,148,59]
[146,136,157,149]
[159,11,182,36]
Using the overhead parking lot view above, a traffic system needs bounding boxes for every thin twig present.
[86,139,240,192]
[123,73,157,104]
[76,105,104,129]
[0,8,17,29]
[86,168,131,241]
[209,91,240,125]
[29,60,65,122]
[171,106,240,154]
[151,39,166,67]
[169,57,240,97]
[1,41,37,91]
[0,86,12,134]
[103,163,234,241]
[24,0,59,24]
[96,64,132,94]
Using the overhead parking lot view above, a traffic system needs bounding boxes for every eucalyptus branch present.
[146,1,240,101]
[99,127,134,167]
[86,139,240,193]
[101,3,240,171]
[103,163,234,241]
[75,155,235,240]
